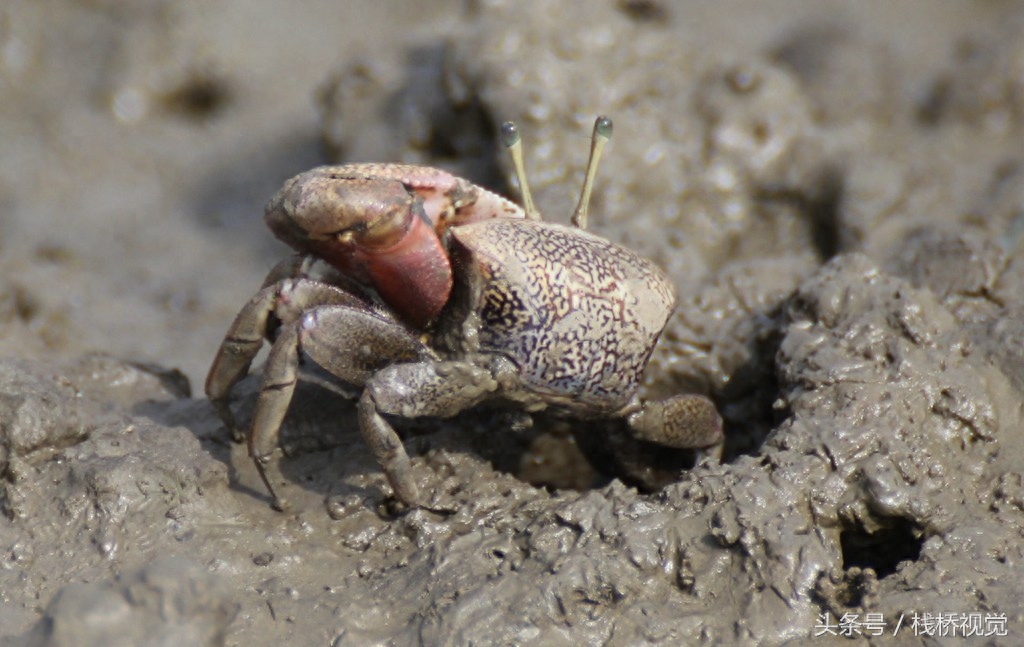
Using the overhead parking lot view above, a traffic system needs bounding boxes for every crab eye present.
[499,121,520,148]
[325,220,370,246]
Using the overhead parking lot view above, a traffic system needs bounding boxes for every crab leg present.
[357,360,498,506]
[206,255,319,439]
[205,284,279,441]
[248,322,300,509]
[625,393,724,452]
[249,304,436,510]
[205,275,375,440]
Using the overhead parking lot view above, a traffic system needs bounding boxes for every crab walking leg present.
[206,277,383,440]
[206,285,281,441]
[206,259,324,439]
[206,257,326,430]
[245,302,431,510]
[249,323,301,511]
[246,305,435,507]
[625,393,725,455]
[357,360,500,505]
[357,393,419,505]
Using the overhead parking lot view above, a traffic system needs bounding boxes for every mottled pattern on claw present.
[265,165,526,328]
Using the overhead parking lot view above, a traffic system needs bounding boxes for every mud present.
[2,1,1024,645]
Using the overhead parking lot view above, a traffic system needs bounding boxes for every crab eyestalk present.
[571,116,613,230]
[500,121,541,221]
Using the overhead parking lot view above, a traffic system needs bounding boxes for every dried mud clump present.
[0,361,86,518]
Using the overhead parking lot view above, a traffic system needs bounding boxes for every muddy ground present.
[2,1,1024,645]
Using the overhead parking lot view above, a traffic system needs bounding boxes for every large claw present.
[265,165,523,328]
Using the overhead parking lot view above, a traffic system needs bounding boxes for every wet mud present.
[2,1,1023,644]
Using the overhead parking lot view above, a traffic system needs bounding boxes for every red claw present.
[354,212,452,328]
[297,204,453,329]
[266,171,456,328]
[265,164,526,330]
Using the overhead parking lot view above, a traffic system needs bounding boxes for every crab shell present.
[440,218,677,412]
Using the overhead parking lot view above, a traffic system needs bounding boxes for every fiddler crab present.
[206,116,724,511]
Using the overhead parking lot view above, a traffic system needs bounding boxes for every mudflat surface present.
[2,1,1023,645]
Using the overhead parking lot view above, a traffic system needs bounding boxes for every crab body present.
[206,118,723,510]
[441,218,674,414]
